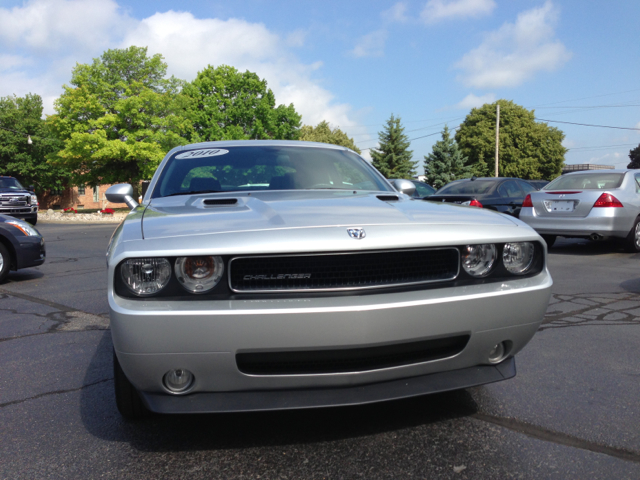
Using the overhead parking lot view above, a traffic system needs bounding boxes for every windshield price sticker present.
[175,149,229,160]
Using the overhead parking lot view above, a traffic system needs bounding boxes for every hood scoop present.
[203,198,238,206]
[377,195,400,202]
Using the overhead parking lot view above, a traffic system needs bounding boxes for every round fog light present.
[488,342,506,364]
[163,369,194,393]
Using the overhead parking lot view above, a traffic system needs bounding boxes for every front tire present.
[0,243,11,283]
[623,217,640,253]
[114,349,150,420]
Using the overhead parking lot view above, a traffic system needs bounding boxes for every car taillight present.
[593,193,623,208]
[468,199,482,208]
[522,194,533,207]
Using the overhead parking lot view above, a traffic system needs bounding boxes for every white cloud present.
[421,0,496,24]
[0,2,357,130]
[455,93,496,109]
[454,1,571,88]
[349,29,388,58]
[382,2,410,23]
[0,0,134,52]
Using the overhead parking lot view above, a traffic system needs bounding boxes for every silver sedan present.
[106,140,552,419]
[519,169,640,250]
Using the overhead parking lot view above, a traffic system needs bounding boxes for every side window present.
[517,180,536,194]
[414,182,435,197]
[498,181,523,199]
[635,174,640,193]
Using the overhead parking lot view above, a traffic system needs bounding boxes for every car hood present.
[0,188,30,194]
[141,190,518,240]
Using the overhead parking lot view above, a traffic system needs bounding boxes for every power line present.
[535,118,640,131]
[568,142,638,151]
[360,127,459,152]
[531,88,640,108]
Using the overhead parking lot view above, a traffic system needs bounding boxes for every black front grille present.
[229,248,459,292]
[0,195,28,207]
[236,335,470,375]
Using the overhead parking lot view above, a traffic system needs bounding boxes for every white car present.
[106,141,552,419]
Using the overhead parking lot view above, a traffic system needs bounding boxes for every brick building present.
[39,184,127,210]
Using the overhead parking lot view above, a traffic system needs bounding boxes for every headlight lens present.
[6,220,40,236]
[503,242,535,274]
[121,258,171,296]
[30,194,38,206]
[461,244,496,277]
[175,256,224,293]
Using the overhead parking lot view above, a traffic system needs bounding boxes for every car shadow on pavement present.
[548,238,635,256]
[80,332,480,452]
[4,268,44,283]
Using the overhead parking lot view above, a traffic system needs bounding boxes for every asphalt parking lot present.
[1,223,639,479]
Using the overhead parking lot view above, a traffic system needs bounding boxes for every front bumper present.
[110,270,552,413]
[519,207,632,238]
[16,236,45,269]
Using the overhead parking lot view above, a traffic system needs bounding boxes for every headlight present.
[30,194,38,206]
[6,220,40,237]
[175,256,224,293]
[461,244,496,277]
[503,242,535,274]
[121,258,171,296]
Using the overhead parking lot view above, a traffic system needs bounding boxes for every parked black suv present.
[0,176,38,225]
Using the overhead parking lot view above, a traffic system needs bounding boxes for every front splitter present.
[140,357,515,414]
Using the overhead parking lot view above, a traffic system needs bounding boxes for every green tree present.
[627,144,640,169]
[0,93,70,193]
[299,121,361,153]
[183,65,301,141]
[371,114,416,178]
[455,100,566,180]
[424,125,471,189]
[47,46,193,195]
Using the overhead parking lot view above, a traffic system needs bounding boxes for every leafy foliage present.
[183,65,301,141]
[424,126,471,189]
[627,145,640,169]
[299,121,361,153]
[47,46,193,193]
[0,93,70,192]
[371,114,416,178]
[455,100,566,180]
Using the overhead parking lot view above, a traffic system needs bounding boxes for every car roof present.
[563,169,632,175]
[172,140,353,152]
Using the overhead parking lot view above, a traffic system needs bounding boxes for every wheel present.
[0,243,11,283]
[114,349,150,420]
[28,216,37,226]
[623,217,640,253]
[541,235,556,249]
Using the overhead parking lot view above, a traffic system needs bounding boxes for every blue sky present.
[1,0,639,169]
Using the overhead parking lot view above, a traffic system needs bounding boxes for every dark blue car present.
[0,214,45,283]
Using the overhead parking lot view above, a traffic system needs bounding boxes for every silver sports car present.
[519,169,640,250]
[106,140,552,419]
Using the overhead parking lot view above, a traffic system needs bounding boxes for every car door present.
[496,180,525,216]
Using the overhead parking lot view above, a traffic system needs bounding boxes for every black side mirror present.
[29,185,35,191]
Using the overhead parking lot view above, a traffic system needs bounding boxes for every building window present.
[78,185,85,195]
[93,185,100,203]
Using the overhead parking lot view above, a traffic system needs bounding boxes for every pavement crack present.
[473,413,640,463]
[540,292,640,331]
[0,378,113,409]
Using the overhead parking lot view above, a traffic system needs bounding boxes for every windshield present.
[152,145,392,198]
[544,173,624,190]
[437,180,495,195]
[0,177,25,190]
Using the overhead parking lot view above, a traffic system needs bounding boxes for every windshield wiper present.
[164,190,224,197]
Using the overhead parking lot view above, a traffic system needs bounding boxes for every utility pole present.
[495,104,500,177]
